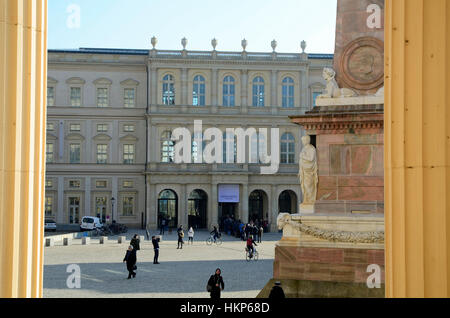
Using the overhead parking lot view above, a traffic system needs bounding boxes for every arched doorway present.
[158,189,178,229]
[188,189,208,229]
[278,190,298,214]
[249,190,268,224]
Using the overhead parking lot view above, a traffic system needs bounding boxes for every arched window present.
[161,131,174,163]
[223,131,237,163]
[162,75,175,105]
[193,75,206,106]
[281,133,295,164]
[191,132,205,163]
[252,76,265,107]
[223,76,235,107]
[158,189,178,228]
[250,132,267,163]
[282,77,295,108]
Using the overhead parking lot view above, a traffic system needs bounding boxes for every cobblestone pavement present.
[43,230,281,298]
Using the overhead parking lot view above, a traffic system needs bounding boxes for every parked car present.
[44,219,57,232]
[80,216,103,232]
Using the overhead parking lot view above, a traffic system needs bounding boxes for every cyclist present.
[246,235,257,258]
[210,226,220,243]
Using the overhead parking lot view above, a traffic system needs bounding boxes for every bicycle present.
[206,234,223,245]
[245,247,259,262]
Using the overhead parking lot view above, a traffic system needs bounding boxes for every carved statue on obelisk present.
[299,135,318,214]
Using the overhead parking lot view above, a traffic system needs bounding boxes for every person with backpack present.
[246,235,257,258]
[207,268,225,299]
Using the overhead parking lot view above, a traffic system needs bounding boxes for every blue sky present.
[48,0,337,53]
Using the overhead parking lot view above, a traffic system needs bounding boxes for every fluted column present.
[385,0,450,297]
[0,0,48,298]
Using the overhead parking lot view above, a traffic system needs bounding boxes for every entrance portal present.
[218,202,238,231]
[158,189,178,229]
[188,190,208,229]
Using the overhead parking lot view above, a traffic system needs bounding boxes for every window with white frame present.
[282,77,295,108]
[191,132,205,163]
[124,88,136,108]
[250,132,266,163]
[46,143,54,163]
[252,76,265,107]
[122,196,134,216]
[70,124,81,132]
[223,76,235,107]
[123,144,135,164]
[96,180,107,188]
[124,124,135,132]
[97,144,108,164]
[162,74,175,105]
[70,87,81,107]
[161,131,174,163]
[47,87,55,106]
[70,143,81,164]
[280,133,295,164]
[193,75,206,106]
[97,88,109,107]
[45,196,53,217]
[97,124,108,133]
[223,131,237,163]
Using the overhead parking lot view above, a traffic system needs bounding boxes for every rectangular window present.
[69,180,81,188]
[124,88,136,108]
[70,144,81,164]
[122,197,134,216]
[97,124,108,133]
[70,124,81,132]
[97,88,109,107]
[123,181,134,188]
[124,124,135,132]
[96,144,108,164]
[46,143,54,163]
[45,197,53,217]
[313,92,321,107]
[47,123,55,131]
[47,87,55,106]
[123,144,135,164]
[96,180,107,188]
[70,87,81,107]
[46,179,53,188]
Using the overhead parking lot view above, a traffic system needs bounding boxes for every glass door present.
[69,197,80,224]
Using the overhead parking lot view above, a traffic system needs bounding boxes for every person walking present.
[269,281,286,299]
[152,235,160,264]
[130,234,140,252]
[210,225,219,243]
[207,268,225,299]
[123,245,137,279]
[177,225,184,249]
[188,227,194,245]
[258,225,263,243]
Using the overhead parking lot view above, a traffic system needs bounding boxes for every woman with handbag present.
[123,245,137,279]
[207,268,225,299]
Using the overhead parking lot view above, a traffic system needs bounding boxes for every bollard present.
[118,236,126,244]
[63,238,72,246]
[82,237,90,245]
[100,236,108,244]
[45,238,54,247]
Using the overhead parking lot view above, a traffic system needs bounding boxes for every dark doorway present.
[218,202,238,231]
[278,190,298,214]
[249,190,268,223]
[158,189,178,229]
[188,189,208,229]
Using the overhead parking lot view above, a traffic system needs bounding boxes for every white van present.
[80,216,103,231]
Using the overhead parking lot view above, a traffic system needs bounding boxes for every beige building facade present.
[46,44,332,231]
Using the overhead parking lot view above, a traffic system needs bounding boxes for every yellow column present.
[0,0,47,298]
[385,0,450,297]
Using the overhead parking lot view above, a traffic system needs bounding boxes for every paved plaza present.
[43,230,281,298]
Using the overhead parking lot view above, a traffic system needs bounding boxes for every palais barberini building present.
[45,38,333,232]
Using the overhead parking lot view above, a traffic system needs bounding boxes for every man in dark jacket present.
[177,225,184,249]
[269,281,286,299]
[123,245,137,279]
[152,235,160,264]
[207,268,225,299]
[130,234,140,252]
